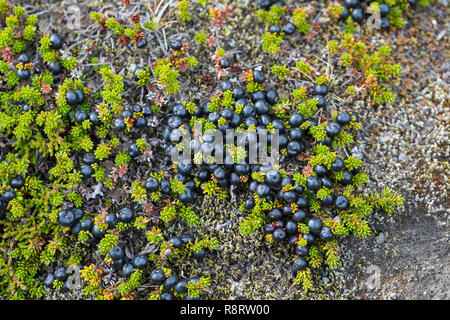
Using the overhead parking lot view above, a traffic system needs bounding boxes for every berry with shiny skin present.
[150,269,166,284]
[253,69,265,84]
[303,233,315,246]
[292,257,307,272]
[74,109,88,123]
[273,228,287,242]
[283,22,296,35]
[119,207,134,223]
[17,69,30,80]
[54,266,68,281]
[320,226,334,241]
[43,273,55,287]
[121,263,135,277]
[335,195,349,210]
[336,112,351,125]
[109,245,124,261]
[58,209,75,227]
[285,220,298,235]
[80,164,93,179]
[113,118,126,131]
[308,217,323,235]
[10,176,25,189]
[314,84,328,96]
[49,61,63,75]
[133,254,148,269]
[256,183,271,197]
[219,58,230,69]
[170,40,182,50]
[265,170,281,187]
[164,274,178,289]
[351,7,364,23]
[295,245,308,257]
[80,218,93,231]
[306,176,322,192]
[65,91,78,107]
[289,113,304,127]
[325,122,342,137]
[144,177,159,192]
[174,280,188,294]
[50,33,64,50]
[292,210,306,223]
[331,158,345,172]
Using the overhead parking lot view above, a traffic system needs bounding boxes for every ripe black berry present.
[109,245,124,261]
[137,38,147,48]
[320,226,334,241]
[144,178,159,192]
[336,112,351,125]
[65,91,78,107]
[119,207,134,223]
[128,143,140,158]
[307,217,323,235]
[10,175,25,189]
[174,280,188,294]
[273,228,287,242]
[306,176,322,192]
[265,170,281,187]
[331,158,344,172]
[253,69,265,84]
[170,40,182,51]
[268,208,283,221]
[58,209,75,227]
[295,245,308,257]
[314,84,328,96]
[283,22,296,35]
[105,213,118,229]
[303,233,315,246]
[292,257,307,272]
[121,263,135,277]
[164,274,178,289]
[80,164,93,179]
[351,8,364,23]
[169,236,183,249]
[256,183,271,198]
[49,33,64,50]
[43,273,55,287]
[74,109,88,123]
[335,195,349,210]
[54,266,68,281]
[150,269,166,284]
[292,210,306,223]
[269,24,281,34]
[133,254,148,269]
[325,122,342,137]
[219,58,230,69]
[285,220,298,235]
[17,69,30,80]
[17,53,30,64]
[49,61,63,75]
[80,218,93,231]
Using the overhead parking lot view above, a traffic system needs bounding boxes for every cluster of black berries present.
[0,176,25,219]
[16,53,31,80]
[108,244,148,277]
[113,104,153,132]
[150,268,201,300]
[57,206,136,245]
[43,265,82,292]
[161,67,361,273]
[17,33,65,81]
[339,0,392,29]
